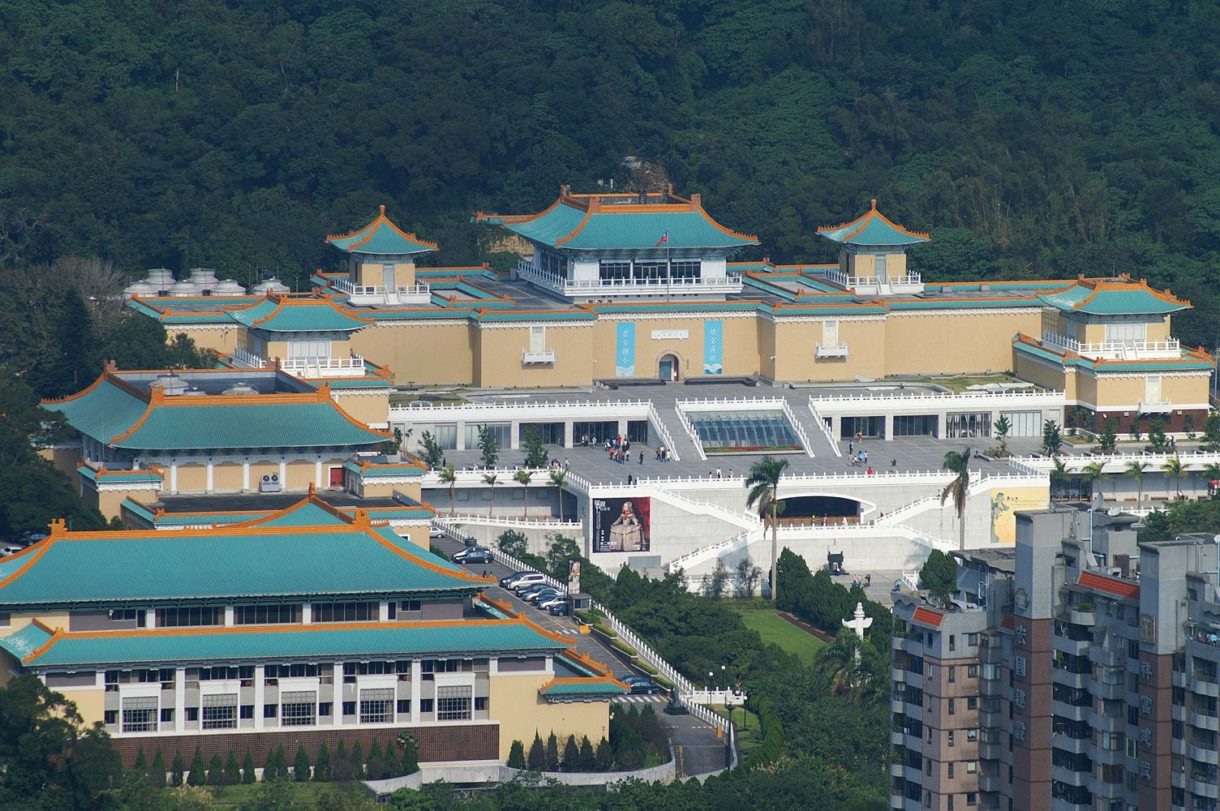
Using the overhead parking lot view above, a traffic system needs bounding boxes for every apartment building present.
[893,502,1220,811]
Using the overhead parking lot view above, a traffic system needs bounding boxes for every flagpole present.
[666,244,671,299]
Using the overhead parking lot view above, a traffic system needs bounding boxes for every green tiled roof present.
[474,309,595,323]
[540,678,628,697]
[343,461,427,478]
[887,298,1043,311]
[248,501,348,527]
[326,206,437,256]
[42,378,149,444]
[228,298,371,333]
[26,620,567,668]
[110,399,387,451]
[772,304,888,317]
[817,203,930,247]
[0,623,52,660]
[1038,281,1187,315]
[1012,339,1214,373]
[487,199,758,251]
[0,523,479,608]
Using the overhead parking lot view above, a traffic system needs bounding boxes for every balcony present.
[1040,332,1181,360]
[1066,606,1096,626]
[815,344,849,359]
[516,258,743,299]
[1191,777,1220,799]
[232,347,267,369]
[1053,634,1091,656]
[1088,646,1122,668]
[978,772,1002,792]
[1191,709,1220,732]
[333,276,431,306]
[1189,743,1218,762]
[827,269,923,295]
[1051,699,1089,722]
[521,348,556,365]
[279,355,367,378]
[978,739,1001,761]
[1089,710,1124,732]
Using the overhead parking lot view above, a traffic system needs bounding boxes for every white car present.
[507,572,547,592]
[537,594,568,610]
[0,546,23,557]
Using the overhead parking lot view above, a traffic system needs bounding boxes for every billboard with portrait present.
[592,497,651,553]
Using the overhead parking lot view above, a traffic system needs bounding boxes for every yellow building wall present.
[249,461,280,490]
[476,325,595,388]
[1013,351,1068,393]
[987,485,1050,545]
[38,446,82,478]
[58,687,107,726]
[883,253,908,279]
[331,392,390,427]
[851,253,876,278]
[96,487,160,521]
[175,463,207,493]
[169,326,240,357]
[1090,373,1210,409]
[771,319,886,382]
[398,525,429,550]
[591,317,759,381]
[1147,318,1172,342]
[284,459,316,490]
[357,480,423,500]
[13,611,70,632]
[352,323,475,386]
[356,260,416,289]
[489,673,610,760]
[1074,372,1098,408]
[213,463,243,493]
[884,311,1039,377]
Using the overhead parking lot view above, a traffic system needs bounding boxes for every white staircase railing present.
[648,487,761,531]
[808,403,842,458]
[646,402,681,462]
[664,531,753,574]
[779,398,815,457]
[669,405,705,462]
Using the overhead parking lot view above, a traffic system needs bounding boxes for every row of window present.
[110,690,486,732]
[103,600,438,628]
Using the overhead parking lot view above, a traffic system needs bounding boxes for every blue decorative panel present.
[703,319,723,374]
[615,322,635,377]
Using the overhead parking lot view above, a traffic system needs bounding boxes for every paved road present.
[436,532,728,777]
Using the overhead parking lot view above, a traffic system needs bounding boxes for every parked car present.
[499,571,531,588]
[519,583,559,601]
[526,588,565,605]
[537,594,568,610]
[0,546,22,557]
[508,573,548,592]
[545,601,571,616]
[429,526,446,539]
[453,547,493,564]
[621,675,661,694]
[502,568,546,587]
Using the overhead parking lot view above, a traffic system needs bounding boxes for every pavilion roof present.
[326,205,438,256]
[227,295,372,333]
[1037,275,1189,316]
[817,200,930,247]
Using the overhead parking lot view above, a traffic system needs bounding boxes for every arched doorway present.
[658,354,680,382]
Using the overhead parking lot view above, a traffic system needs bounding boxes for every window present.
[240,705,254,719]
[201,694,238,729]
[966,793,976,807]
[104,710,118,725]
[949,666,956,683]
[419,699,434,714]
[949,699,956,715]
[966,633,978,646]
[158,606,221,627]
[475,697,488,711]
[160,708,173,723]
[311,602,377,623]
[359,688,394,724]
[342,701,356,716]
[437,686,473,721]
[318,702,332,717]
[281,691,316,727]
[185,707,199,722]
[948,763,955,778]
[1015,656,1027,678]
[968,697,978,710]
[967,729,978,742]
[396,699,411,715]
[949,635,956,652]
[400,600,422,612]
[121,697,157,732]
[926,760,933,776]
[967,665,978,678]
[263,704,278,718]
[966,761,977,774]
[948,797,954,811]
[948,731,955,747]
[235,604,299,625]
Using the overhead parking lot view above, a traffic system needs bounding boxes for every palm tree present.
[745,456,789,604]
[1125,461,1149,509]
[513,470,533,518]
[940,448,970,551]
[549,468,568,521]
[1204,462,1220,499]
[440,464,457,515]
[1162,454,1184,499]
[1049,457,1070,502]
[482,473,498,517]
[1081,461,1108,503]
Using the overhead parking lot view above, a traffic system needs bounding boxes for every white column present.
[301,603,312,624]
[563,421,574,448]
[617,418,628,438]
[146,608,156,629]
[169,463,178,494]
[224,606,235,627]
[410,660,421,724]
[242,460,250,492]
[254,666,265,730]
[510,421,520,450]
[333,663,346,726]
[456,423,466,450]
[278,457,287,486]
[379,601,390,622]
[884,414,894,441]
[174,668,186,732]
[206,460,214,492]
[315,458,323,488]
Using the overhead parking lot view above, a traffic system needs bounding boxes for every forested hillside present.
[1,0,1219,344]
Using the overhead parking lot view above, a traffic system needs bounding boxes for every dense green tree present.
[418,431,444,469]
[223,750,241,785]
[561,735,579,772]
[149,750,166,789]
[170,752,185,787]
[241,750,256,784]
[522,427,548,468]
[398,733,419,776]
[919,550,958,603]
[506,740,526,770]
[544,732,559,772]
[186,747,206,786]
[477,425,500,468]
[526,733,545,771]
[314,742,331,782]
[206,752,224,786]
[293,745,310,782]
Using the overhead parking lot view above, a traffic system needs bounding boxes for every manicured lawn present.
[729,602,826,662]
[709,704,761,757]
[208,781,374,809]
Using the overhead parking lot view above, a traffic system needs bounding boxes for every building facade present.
[892,504,1220,811]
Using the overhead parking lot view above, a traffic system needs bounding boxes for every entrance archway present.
[658,354,680,382]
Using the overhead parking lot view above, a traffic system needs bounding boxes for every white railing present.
[669,405,705,462]
[779,398,815,457]
[333,276,431,303]
[1007,458,1046,477]
[421,466,553,486]
[876,496,943,525]
[437,513,582,530]
[521,349,556,364]
[808,405,843,458]
[396,398,651,413]
[810,389,1063,406]
[631,468,954,487]
[231,347,267,368]
[280,355,366,378]
[676,396,787,411]
[646,402,681,462]
[517,258,743,297]
[1041,332,1180,360]
[664,532,753,574]
[827,270,921,289]
[815,344,849,358]
[1008,450,1220,472]
[650,489,761,530]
